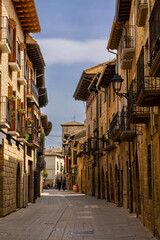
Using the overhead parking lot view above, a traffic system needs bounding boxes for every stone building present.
[0,0,51,217]
[73,0,160,237]
[44,148,64,188]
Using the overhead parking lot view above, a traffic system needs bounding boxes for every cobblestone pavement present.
[0,190,156,240]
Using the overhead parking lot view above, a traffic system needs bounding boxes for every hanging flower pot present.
[19,42,26,51]
[8,95,16,104]
[9,18,17,29]
[27,60,33,68]
[18,109,26,116]
[26,117,34,125]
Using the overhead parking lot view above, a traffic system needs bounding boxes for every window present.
[90,107,92,120]
[73,149,77,165]
[104,89,107,103]
[88,124,90,137]
[88,166,90,179]
[147,144,152,199]
[100,94,102,117]
[113,88,115,102]
[109,86,111,107]
[57,162,59,170]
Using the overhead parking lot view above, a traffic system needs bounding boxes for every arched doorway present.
[16,163,20,208]
[115,164,118,204]
[110,164,114,202]
[101,167,105,199]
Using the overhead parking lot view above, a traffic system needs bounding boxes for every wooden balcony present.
[110,113,121,142]
[0,17,12,53]
[17,60,28,86]
[8,110,20,137]
[137,76,160,106]
[27,124,39,148]
[120,106,136,142]
[121,26,135,69]
[136,0,148,27]
[27,79,39,105]
[8,41,21,72]
[150,0,160,77]
[38,131,44,155]
[0,97,11,129]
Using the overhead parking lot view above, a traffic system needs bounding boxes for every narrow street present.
[0,190,155,240]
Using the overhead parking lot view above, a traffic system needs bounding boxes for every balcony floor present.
[0,122,10,129]
[121,59,133,69]
[0,42,11,53]
[8,62,20,72]
[7,130,20,137]
[122,48,135,60]
[128,112,150,124]
[137,89,160,106]
[120,130,136,142]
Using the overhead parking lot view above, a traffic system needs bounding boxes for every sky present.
[33,0,116,149]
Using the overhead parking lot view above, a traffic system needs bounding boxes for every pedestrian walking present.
[58,179,61,191]
[62,180,66,191]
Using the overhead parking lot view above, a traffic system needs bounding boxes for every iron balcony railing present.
[137,76,160,94]
[128,81,150,116]
[0,16,12,49]
[120,25,135,56]
[0,96,11,126]
[121,106,129,131]
[16,110,21,133]
[88,137,98,152]
[18,59,28,81]
[27,79,39,103]
[110,112,121,137]
[17,42,21,68]
[9,41,21,69]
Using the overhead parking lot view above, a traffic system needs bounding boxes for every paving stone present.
[0,190,156,240]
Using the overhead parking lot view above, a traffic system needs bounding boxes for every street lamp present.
[111,73,128,99]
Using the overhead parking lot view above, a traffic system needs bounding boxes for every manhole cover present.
[68,231,94,235]
[55,228,64,231]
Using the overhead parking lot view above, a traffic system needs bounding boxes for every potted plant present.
[9,18,17,29]
[27,60,33,68]
[8,95,16,104]
[25,133,30,141]
[19,42,26,51]
[26,117,34,125]
[18,109,26,116]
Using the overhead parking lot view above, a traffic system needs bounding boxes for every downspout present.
[96,91,100,199]
[148,0,155,236]
[23,32,27,208]
[106,89,109,201]
[126,69,133,213]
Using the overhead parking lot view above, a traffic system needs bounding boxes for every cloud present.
[38,38,114,65]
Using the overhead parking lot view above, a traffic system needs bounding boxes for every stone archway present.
[16,163,20,208]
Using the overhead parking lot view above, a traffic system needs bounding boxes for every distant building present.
[44,148,64,187]
[61,121,84,153]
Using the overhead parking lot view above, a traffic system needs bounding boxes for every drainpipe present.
[148,0,155,236]
[96,91,100,199]
[126,68,133,212]
[106,89,109,201]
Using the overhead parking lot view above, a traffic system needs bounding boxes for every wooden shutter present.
[17,98,21,110]
[8,86,13,98]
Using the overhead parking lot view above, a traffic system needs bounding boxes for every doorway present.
[16,163,20,208]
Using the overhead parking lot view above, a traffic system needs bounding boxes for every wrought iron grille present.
[110,113,121,136]
[0,96,11,125]
[0,16,12,49]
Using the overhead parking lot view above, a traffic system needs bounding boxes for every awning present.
[96,60,116,88]
[12,0,41,33]
[73,62,108,101]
